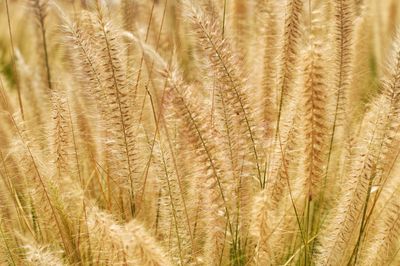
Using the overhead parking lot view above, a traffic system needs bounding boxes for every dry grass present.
[0,0,400,265]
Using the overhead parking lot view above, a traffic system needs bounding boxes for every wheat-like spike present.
[50,90,71,180]
[326,0,355,178]
[157,60,232,263]
[61,11,116,205]
[302,39,329,200]
[333,0,354,117]
[30,0,52,92]
[297,7,333,262]
[260,0,280,140]
[187,4,246,199]
[94,3,138,218]
[275,0,303,138]
[184,0,263,187]
[62,12,109,113]
[195,14,257,252]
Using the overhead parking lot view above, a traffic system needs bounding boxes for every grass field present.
[0,0,400,265]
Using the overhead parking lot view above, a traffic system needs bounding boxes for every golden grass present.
[0,0,400,265]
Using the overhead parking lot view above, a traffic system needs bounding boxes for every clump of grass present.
[1,0,400,265]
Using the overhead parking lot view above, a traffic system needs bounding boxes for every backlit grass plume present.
[1,0,400,265]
